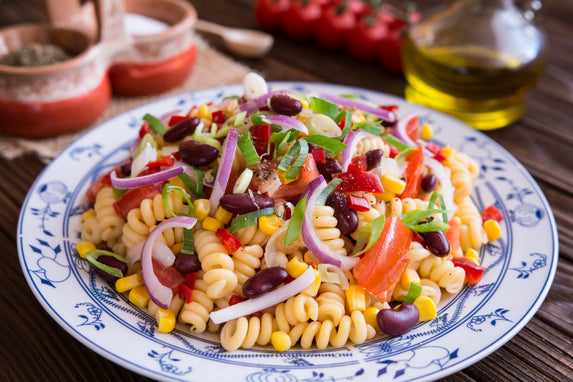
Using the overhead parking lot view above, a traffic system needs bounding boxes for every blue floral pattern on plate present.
[17,82,559,382]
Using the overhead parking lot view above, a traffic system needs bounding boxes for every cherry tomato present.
[281,0,322,41]
[86,170,112,203]
[254,0,291,32]
[378,26,407,73]
[314,4,357,50]
[152,259,186,290]
[333,171,384,193]
[113,181,167,218]
[346,13,389,62]
[405,115,420,142]
[398,146,424,199]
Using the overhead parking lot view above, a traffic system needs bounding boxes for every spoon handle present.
[195,19,227,36]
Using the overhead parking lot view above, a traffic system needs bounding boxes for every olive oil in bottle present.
[402,0,547,130]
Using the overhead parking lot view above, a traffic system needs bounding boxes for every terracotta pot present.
[0,24,111,138]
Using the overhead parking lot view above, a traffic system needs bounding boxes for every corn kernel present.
[345,285,368,312]
[375,191,396,202]
[214,206,233,224]
[413,295,437,322]
[453,216,462,225]
[363,307,380,329]
[303,251,319,264]
[271,330,291,352]
[202,216,223,232]
[381,174,407,195]
[421,123,434,140]
[258,214,282,236]
[156,308,176,333]
[286,257,308,278]
[116,273,144,293]
[82,209,96,221]
[171,242,184,255]
[76,241,96,259]
[440,146,456,165]
[484,219,501,241]
[129,285,150,308]
[193,199,210,222]
[465,248,480,264]
[302,267,321,297]
[400,268,421,290]
[168,176,186,190]
[197,104,212,121]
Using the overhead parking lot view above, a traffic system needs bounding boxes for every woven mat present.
[0,37,252,164]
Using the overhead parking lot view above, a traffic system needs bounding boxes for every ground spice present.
[0,43,72,67]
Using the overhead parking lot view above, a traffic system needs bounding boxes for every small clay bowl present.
[0,24,111,139]
[108,0,197,96]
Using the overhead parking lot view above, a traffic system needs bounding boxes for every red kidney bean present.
[243,266,288,299]
[268,94,302,116]
[420,230,450,257]
[178,141,219,167]
[326,192,359,236]
[163,117,200,142]
[316,157,342,181]
[119,159,133,177]
[94,255,128,282]
[421,173,439,192]
[377,303,420,336]
[173,253,201,274]
[365,149,384,170]
[220,193,275,215]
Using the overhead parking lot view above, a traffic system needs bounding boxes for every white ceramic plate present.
[18,82,559,382]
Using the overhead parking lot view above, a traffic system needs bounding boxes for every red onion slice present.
[141,216,197,309]
[209,266,315,324]
[341,129,374,171]
[301,176,360,271]
[238,90,288,114]
[265,114,309,135]
[209,128,238,215]
[318,93,396,122]
[110,166,184,189]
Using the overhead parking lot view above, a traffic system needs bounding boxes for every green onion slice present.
[238,131,261,166]
[400,208,453,227]
[304,135,347,155]
[334,110,352,141]
[285,139,308,179]
[284,195,307,246]
[409,220,451,233]
[178,169,205,198]
[310,97,339,118]
[394,147,417,164]
[403,282,423,304]
[382,133,412,151]
[315,178,342,206]
[355,121,383,136]
[86,249,129,279]
[351,215,386,257]
[230,207,275,233]
[134,133,156,159]
[162,183,196,254]
[143,114,167,136]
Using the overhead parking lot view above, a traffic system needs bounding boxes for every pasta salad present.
[78,73,502,352]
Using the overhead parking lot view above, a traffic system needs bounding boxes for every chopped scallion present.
[403,282,422,304]
[238,131,261,166]
[230,207,275,233]
[351,215,386,257]
[310,97,339,119]
[143,114,167,136]
[285,139,308,179]
[315,178,342,206]
[86,249,129,279]
[334,110,352,141]
[394,147,417,164]
[284,195,307,246]
[304,135,347,155]
[382,133,411,151]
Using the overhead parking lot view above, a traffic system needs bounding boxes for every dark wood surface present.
[1,0,571,381]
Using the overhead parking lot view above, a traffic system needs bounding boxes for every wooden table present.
[1,1,571,381]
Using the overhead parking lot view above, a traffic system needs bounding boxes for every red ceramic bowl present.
[108,0,197,96]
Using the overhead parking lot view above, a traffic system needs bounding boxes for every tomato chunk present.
[333,171,384,193]
[113,181,167,218]
[86,170,112,203]
[481,205,504,223]
[452,257,485,284]
[347,194,370,212]
[152,259,185,290]
[398,146,424,199]
[270,154,320,200]
[445,218,461,256]
[353,216,412,301]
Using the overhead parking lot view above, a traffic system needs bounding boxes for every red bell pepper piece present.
[311,147,326,164]
[178,272,197,303]
[138,120,150,138]
[452,257,485,284]
[333,171,384,193]
[347,194,370,212]
[168,115,188,127]
[145,155,175,169]
[348,154,367,173]
[481,205,504,223]
[152,259,185,290]
[216,228,242,254]
[353,216,412,302]
[398,146,424,199]
[212,110,227,124]
[249,124,273,143]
